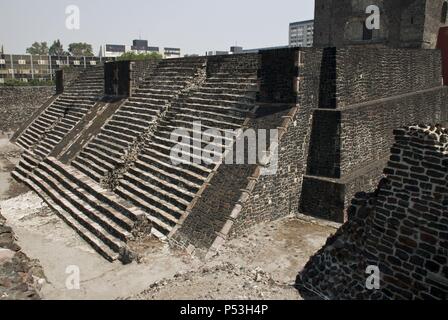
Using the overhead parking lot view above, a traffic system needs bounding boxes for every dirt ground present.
[0,137,337,300]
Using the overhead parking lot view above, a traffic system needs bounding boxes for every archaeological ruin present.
[6,2,448,303]
[297,125,448,300]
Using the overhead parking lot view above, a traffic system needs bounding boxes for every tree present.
[117,51,163,61]
[49,39,68,56]
[68,42,94,57]
[26,42,49,55]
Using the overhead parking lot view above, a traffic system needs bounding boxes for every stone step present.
[97,133,131,149]
[168,106,245,125]
[22,175,120,262]
[157,124,236,143]
[88,141,124,159]
[192,92,255,102]
[30,169,126,258]
[166,118,239,134]
[73,156,108,178]
[100,128,136,144]
[91,136,128,154]
[126,165,195,201]
[37,162,133,239]
[114,110,156,123]
[145,141,215,174]
[110,115,150,129]
[115,186,174,237]
[134,157,202,193]
[45,160,139,226]
[83,145,122,166]
[140,148,210,184]
[104,123,144,138]
[152,132,229,154]
[184,96,254,108]
[119,105,160,117]
[118,178,184,223]
[72,161,102,183]
[202,82,257,90]
[122,170,190,209]
[108,120,145,135]
[172,102,248,118]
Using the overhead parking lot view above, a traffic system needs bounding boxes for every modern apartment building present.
[289,19,314,47]
[0,54,110,83]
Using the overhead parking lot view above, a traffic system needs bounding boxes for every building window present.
[442,1,448,23]
[362,21,373,40]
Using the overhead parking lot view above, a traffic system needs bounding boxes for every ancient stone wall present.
[313,0,447,49]
[232,48,325,235]
[325,47,443,109]
[302,46,448,222]
[297,125,448,300]
[257,48,299,104]
[308,88,448,179]
[0,86,54,133]
[130,60,159,94]
[205,53,260,75]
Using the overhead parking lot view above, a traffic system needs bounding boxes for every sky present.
[0,0,315,56]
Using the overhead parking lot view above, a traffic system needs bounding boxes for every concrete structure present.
[289,20,314,47]
[99,40,180,59]
[163,48,181,59]
[314,0,448,48]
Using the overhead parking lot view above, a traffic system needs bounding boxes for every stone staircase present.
[15,66,104,171]
[12,157,150,262]
[12,55,262,262]
[114,63,259,237]
[71,58,206,184]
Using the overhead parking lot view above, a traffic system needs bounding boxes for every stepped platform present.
[11,47,448,262]
[12,157,153,263]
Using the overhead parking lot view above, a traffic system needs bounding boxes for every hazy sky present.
[1,0,315,55]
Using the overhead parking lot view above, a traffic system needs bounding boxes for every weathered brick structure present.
[296,125,448,300]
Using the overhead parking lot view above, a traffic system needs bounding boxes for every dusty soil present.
[0,210,46,300]
[0,138,337,300]
[129,217,336,300]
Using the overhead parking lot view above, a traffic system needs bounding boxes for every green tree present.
[26,42,49,55]
[68,42,94,57]
[117,51,163,61]
[49,39,68,56]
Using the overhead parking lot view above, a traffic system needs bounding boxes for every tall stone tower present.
[314,0,448,48]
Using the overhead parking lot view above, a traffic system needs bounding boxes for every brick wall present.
[0,86,54,133]
[296,125,448,300]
